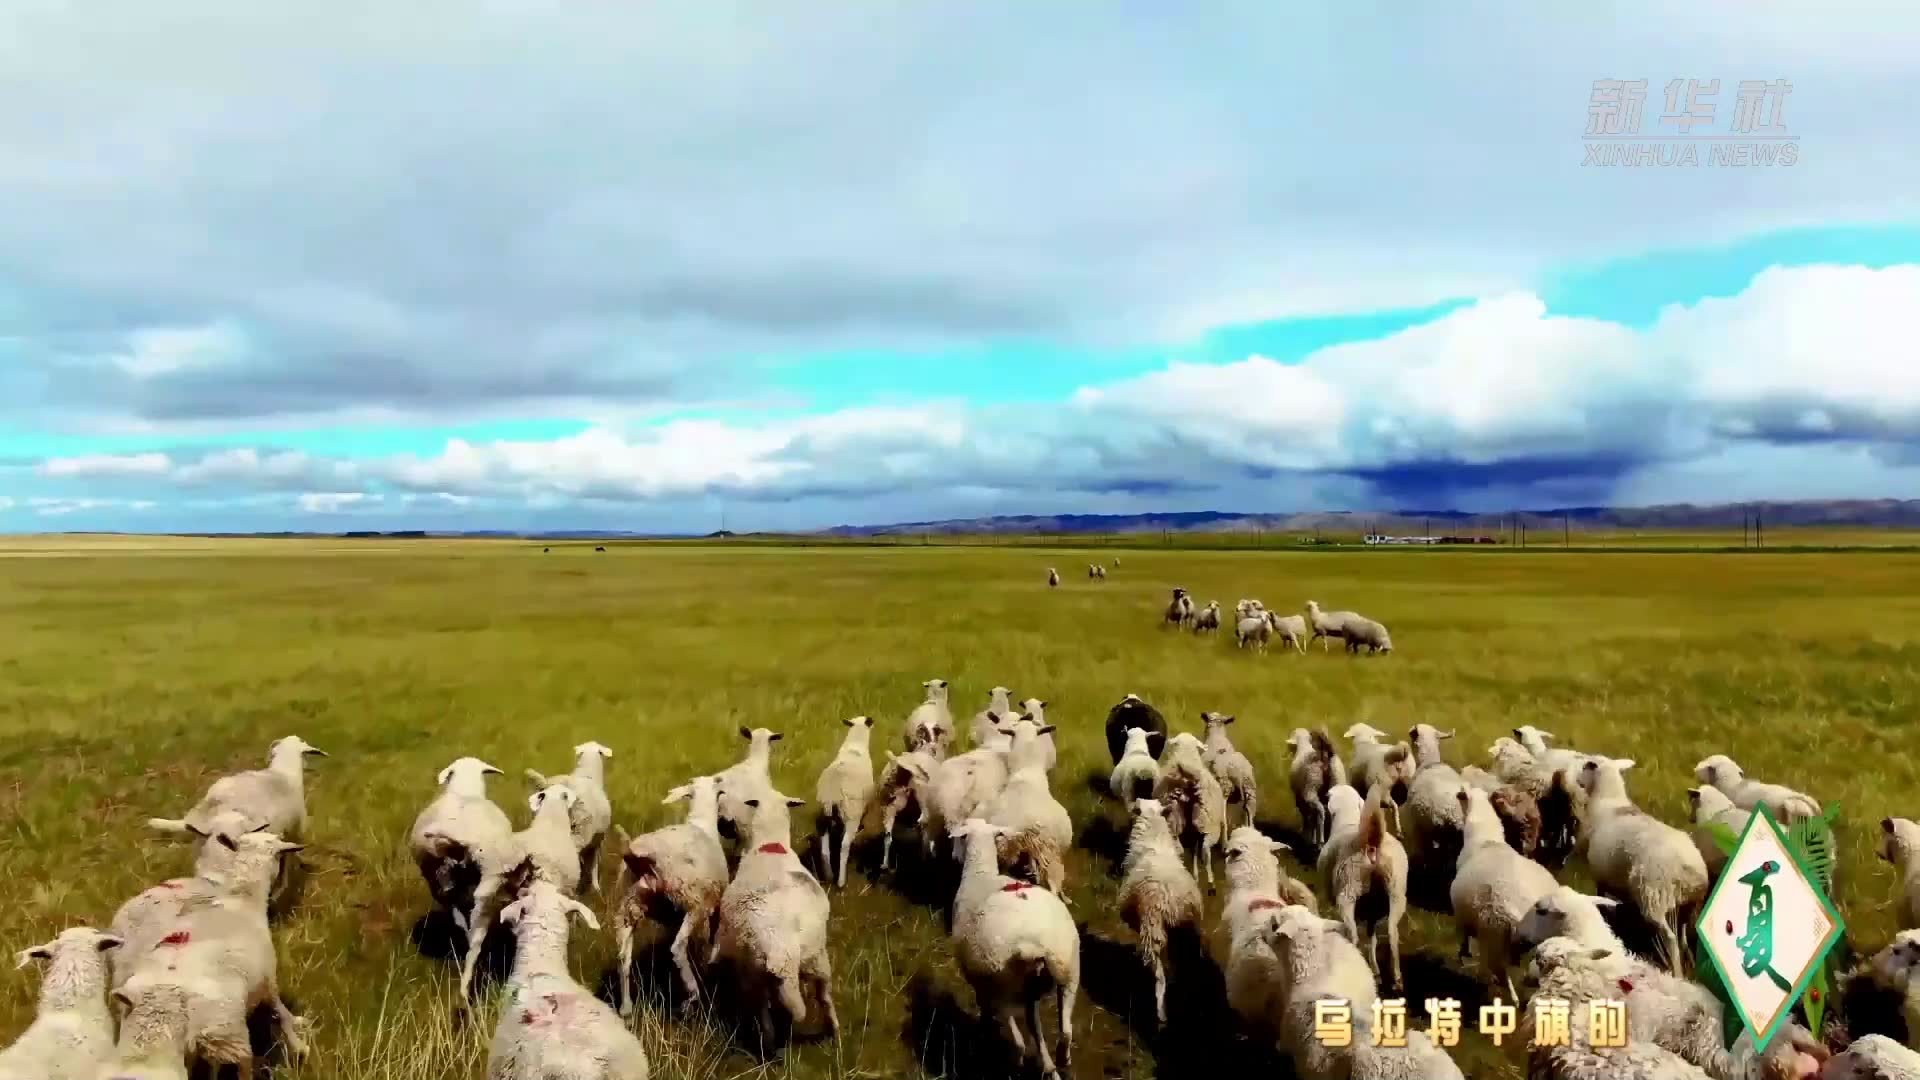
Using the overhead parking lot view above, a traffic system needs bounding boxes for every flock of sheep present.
[8,650,1920,1076]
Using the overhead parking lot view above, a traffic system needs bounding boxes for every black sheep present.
[1104,692,1168,765]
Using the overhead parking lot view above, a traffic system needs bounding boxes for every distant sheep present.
[1047,567,1060,587]
[1087,563,1106,581]
[1163,588,1194,630]
[1234,615,1270,651]
[1192,601,1221,634]
[1342,615,1393,655]
[1265,611,1308,653]
[1304,600,1356,652]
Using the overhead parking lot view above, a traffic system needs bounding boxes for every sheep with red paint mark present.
[708,791,839,1046]
[487,876,649,1079]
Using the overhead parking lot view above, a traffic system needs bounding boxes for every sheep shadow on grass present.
[1078,925,1264,1079]
[1075,812,1130,879]
[409,907,515,1000]
[903,969,1034,1080]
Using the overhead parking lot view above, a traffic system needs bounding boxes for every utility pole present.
[1564,514,1570,547]
[1756,505,1763,549]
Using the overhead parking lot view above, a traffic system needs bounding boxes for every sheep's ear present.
[883,751,899,764]
[499,899,525,927]
[785,798,806,809]
[946,825,969,840]
[527,791,545,814]
[743,798,761,809]
[662,785,692,804]
[738,726,752,741]
[841,717,854,727]
[1037,725,1057,737]
[1266,838,1289,853]
[111,987,135,1013]
[1613,758,1637,772]
[1038,700,1048,709]
[1222,715,1235,726]
[216,832,241,852]
[1586,948,1613,961]
[1439,729,1455,740]
[97,934,124,953]
[563,897,601,931]
[437,763,456,785]
[767,732,784,743]
[15,945,52,968]
[1588,894,1620,910]
[1885,817,1897,833]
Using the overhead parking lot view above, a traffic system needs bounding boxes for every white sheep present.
[1694,754,1822,824]
[525,741,615,894]
[1524,938,1715,1079]
[488,877,650,1080]
[1574,757,1709,974]
[947,818,1079,1080]
[1234,614,1271,651]
[1342,615,1393,654]
[1015,697,1057,771]
[611,775,728,1013]
[1401,723,1466,869]
[916,733,1012,859]
[1317,783,1407,990]
[970,686,1018,748]
[1450,785,1558,999]
[1047,568,1060,587]
[1266,611,1308,653]
[1687,785,1752,881]
[117,829,310,1073]
[1192,601,1221,634]
[100,973,192,1080]
[410,757,522,1002]
[1087,563,1106,581]
[1118,798,1204,1024]
[1522,938,1830,1080]
[1201,711,1257,830]
[1515,885,1628,956]
[1824,1034,1920,1078]
[716,726,784,837]
[1880,817,1920,930]
[521,785,584,894]
[1154,732,1226,885]
[109,810,258,991]
[1514,726,1592,776]
[0,927,123,1080]
[984,719,1072,893]
[151,735,326,846]
[875,750,939,871]
[1304,600,1357,652]
[1109,727,1164,802]
[709,792,839,1045]
[1219,828,1315,1037]
[1287,728,1348,848]
[1264,904,1379,1080]
[1345,723,1416,830]
[815,715,876,889]
[904,678,954,755]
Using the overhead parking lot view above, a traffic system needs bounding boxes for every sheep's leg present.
[1655,910,1684,976]
[999,1004,1028,1060]
[458,873,502,1001]
[267,974,309,1058]
[1147,937,1169,1025]
[805,958,840,1038]
[777,972,809,1031]
[836,820,851,889]
[1386,905,1406,991]
[1027,995,1061,1080]
[615,913,638,1017]
[669,908,706,1005]
[880,825,895,872]
[1202,838,1216,885]
[582,836,603,895]
[1055,970,1077,1069]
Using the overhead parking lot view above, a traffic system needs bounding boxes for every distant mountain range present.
[139,499,1920,541]
[817,499,1920,537]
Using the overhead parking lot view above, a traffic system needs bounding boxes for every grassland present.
[2,539,1917,1078]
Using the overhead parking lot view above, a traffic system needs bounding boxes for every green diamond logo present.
[1696,804,1845,1050]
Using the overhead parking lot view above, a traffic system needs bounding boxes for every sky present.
[5,3,1920,534]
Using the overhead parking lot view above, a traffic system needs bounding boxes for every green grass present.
[2,541,1918,1078]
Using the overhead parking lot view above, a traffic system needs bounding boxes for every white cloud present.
[296,492,378,513]
[38,452,172,478]
[29,264,1920,521]
[3,5,1918,434]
